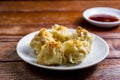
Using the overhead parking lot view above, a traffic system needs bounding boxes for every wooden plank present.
[0,0,119,1]
[0,12,82,24]
[0,39,119,61]
[0,42,21,61]
[0,24,120,36]
[0,36,21,42]
[106,39,120,58]
[0,59,120,80]
[0,1,120,12]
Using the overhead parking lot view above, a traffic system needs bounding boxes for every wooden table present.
[0,1,120,80]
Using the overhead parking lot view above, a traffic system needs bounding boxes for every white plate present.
[16,29,109,70]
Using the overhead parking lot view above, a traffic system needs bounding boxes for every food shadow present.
[24,63,97,80]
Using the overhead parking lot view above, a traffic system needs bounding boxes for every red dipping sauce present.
[89,14,119,22]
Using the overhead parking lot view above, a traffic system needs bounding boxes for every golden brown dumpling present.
[76,27,94,45]
[30,28,55,55]
[37,41,63,65]
[52,24,73,42]
[63,39,90,64]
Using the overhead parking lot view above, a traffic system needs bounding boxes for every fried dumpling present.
[63,39,90,64]
[37,41,63,65]
[30,28,55,55]
[76,26,94,45]
[52,24,73,42]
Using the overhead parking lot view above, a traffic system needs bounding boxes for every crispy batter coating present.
[30,24,94,65]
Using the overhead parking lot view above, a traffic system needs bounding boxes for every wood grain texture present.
[0,42,21,61]
[0,59,120,80]
[0,24,120,36]
[0,1,120,12]
[0,12,82,24]
[0,36,21,42]
[106,39,120,58]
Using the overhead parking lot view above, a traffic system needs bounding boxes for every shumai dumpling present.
[63,39,90,64]
[52,24,73,42]
[76,27,93,45]
[30,28,55,55]
[37,41,63,65]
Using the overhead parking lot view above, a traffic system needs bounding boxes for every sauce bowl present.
[83,7,120,28]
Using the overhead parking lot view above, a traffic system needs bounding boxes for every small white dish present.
[16,29,109,70]
[83,7,120,28]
